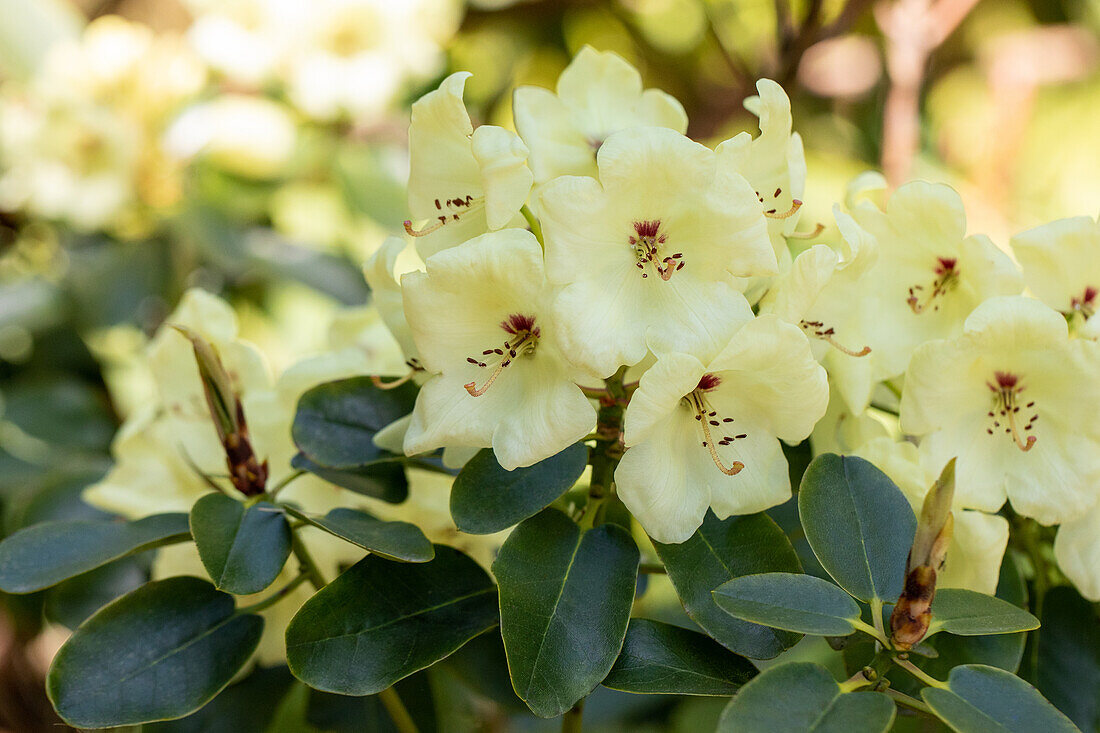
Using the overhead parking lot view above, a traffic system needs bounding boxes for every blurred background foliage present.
[0,0,1098,730]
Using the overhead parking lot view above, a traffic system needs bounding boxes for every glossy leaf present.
[47,577,263,728]
[286,546,497,696]
[718,662,895,732]
[450,443,587,535]
[922,665,1080,733]
[653,511,802,659]
[602,618,756,696]
[493,509,639,718]
[1036,586,1100,732]
[291,377,417,469]
[798,454,916,603]
[712,573,862,636]
[284,506,433,563]
[927,588,1039,637]
[291,453,408,504]
[0,513,190,593]
[190,494,291,595]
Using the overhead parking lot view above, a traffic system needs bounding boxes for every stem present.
[850,618,890,646]
[886,688,935,716]
[882,380,903,400]
[869,402,900,417]
[893,656,948,689]
[268,469,307,499]
[291,531,328,590]
[236,573,309,615]
[578,384,610,399]
[521,205,544,246]
[639,562,666,575]
[871,598,888,647]
[378,687,419,733]
[561,698,585,733]
[838,671,874,693]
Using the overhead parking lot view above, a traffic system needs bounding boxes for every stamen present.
[463,317,539,397]
[404,195,483,237]
[764,199,802,220]
[371,370,416,390]
[985,371,1037,452]
[799,320,870,357]
[907,257,958,314]
[465,360,508,397]
[699,415,745,476]
[686,379,744,476]
[629,220,683,281]
[787,223,826,240]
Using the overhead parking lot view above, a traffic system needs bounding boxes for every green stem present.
[882,380,903,400]
[639,562,666,575]
[521,205,544,246]
[268,469,307,499]
[871,598,888,647]
[885,688,935,716]
[378,687,419,733]
[893,657,948,689]
[850,618,889,647]
[561,698,585,733]
[838,671,873,693]
[236,573,309,615]
[291,530,328,590]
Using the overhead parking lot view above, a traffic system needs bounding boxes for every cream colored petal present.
[1055,505,1100,601]
[623,351,706,447]
[615,408,713,544]
[759,244,839,323]
[707,429,792,519]
[940,510,1008,595]
[1011,215,1100,313]
[512,85,595,182]
[470,124,533,230]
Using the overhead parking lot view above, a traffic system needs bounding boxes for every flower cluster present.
[382,48,1100,598]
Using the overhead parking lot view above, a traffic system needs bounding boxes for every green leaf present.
[284,506,433,563]
[0,513,190,593]
[291,377,417,469]
[493,508,639,718]
[47,577,263,728]
[653,511,803,659]
[142,666,296,733]
[1036,586,1100,732]
[922,665,1080,733]
[450,444,587,535]
[286,546,497,695]
[798,454,916,603]
[602,618,756,696]
[44,555,149,629]
[291,453,409,504]
[712,573,863,636]
[718,663,895,732]
[190,494,291,595]
[927,589,1039,637]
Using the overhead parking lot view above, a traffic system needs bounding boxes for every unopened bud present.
[172,325,268,497]
[890,459,956,650]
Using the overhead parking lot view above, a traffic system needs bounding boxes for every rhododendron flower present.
[852,437,1009,595]
[539,126,775,376]
[1011,214,1100,340]
[404,72,533,258]
[615,314,828,543]
[401,228,596,470]
[513,46,687,184]
[902,296,1100,525]
[716,78,807,286]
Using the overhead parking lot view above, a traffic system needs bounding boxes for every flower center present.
[463,314,540,396]
[404,194,486,237]
[907,257,959,314]
[1071,286,1097,319]
[756,187,803,220]
[798,319,871,357]
[629,220,683,281]
[683,373,746,476]
[985,370,1037,452]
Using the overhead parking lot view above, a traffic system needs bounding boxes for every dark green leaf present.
[653,511,802,659]
[286,546,497,695]
[292,377,417,468]
[450,444,587,534]
[190,494,291,595]
[922,665,1080,733]
[284,506,433,563]
[0,513,190,593]
[306,673,439,733]
[798,454,916,602]
[142,666,296,733]
[44,554,150,629]
[928,589,1039,637]
[718,662,895,732]
[291,453,408,504]
[439,629,527,712]
[47,577,263,728]
[712,573,862,636]
[602,618,756,696]
[1036,586,1100,732]
[493,508,639,718]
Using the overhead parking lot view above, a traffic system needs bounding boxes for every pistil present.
[685,374,745,476]
[799,320,871,357]
[464,314,540,397]
[985,371,1037,452]
[404,194,485,237]
[907,257,959,314]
